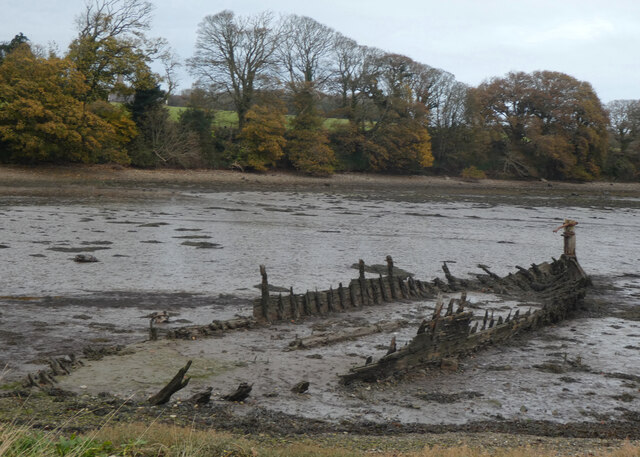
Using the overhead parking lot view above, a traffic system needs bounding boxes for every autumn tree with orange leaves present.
[237,102,287,171]
[471,71,608,180]
[0,45,135,164]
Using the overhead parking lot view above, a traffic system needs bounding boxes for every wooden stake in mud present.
[358,259,369,305]
[554,219,578,257]
[259,265,269,319]
[386,255,397,299]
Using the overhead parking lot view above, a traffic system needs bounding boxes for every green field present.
[166,105,350,130]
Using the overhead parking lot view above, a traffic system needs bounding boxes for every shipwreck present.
[252,219,590,384]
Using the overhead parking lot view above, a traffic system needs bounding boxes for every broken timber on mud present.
[253,220,591,384]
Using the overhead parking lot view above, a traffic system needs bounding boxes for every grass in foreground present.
[1,422,640,457]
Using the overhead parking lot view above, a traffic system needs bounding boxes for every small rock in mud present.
[559,376,580,383]
[291,381,310,394]
[74,254,99,262]
[175,228,202,232]
[305,354,323,359]
[139,222,169,227]
[72,314,92,320]
[181,241,222,249]
[30,254,46,258]
[0,244,9,249]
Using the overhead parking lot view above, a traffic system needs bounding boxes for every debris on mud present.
[74,254,99,262]
[180,241,222,249]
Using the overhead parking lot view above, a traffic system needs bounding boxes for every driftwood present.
[291,381,310,394]
[286,320,407,350]
[188,387,213,405]
[148,360,192,405]
[222,382,252,402]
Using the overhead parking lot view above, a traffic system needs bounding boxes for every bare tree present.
[279,15,336,88]
[75,0,154,39]
[68,0,160,101]
[158,44,181,99]
[188,10,280,129]
[331,34,373,118]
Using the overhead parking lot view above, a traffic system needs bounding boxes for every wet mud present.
[1,177,639,437]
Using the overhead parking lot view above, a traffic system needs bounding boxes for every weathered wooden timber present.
[254,255,452,323]
[286,319,408,351]
[166,317,254,340]
[340,254,589,384]
[148,360,192,405]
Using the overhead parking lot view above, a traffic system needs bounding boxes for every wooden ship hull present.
[254,247,589,384]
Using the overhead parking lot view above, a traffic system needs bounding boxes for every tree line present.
[1,0,639,180]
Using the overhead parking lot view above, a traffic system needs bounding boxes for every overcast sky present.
[3,0,639,103]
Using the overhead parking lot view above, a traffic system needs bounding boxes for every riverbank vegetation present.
[0,1,639,180]
[1,422,639,457]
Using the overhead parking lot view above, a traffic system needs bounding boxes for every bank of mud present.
[2,165,640,207]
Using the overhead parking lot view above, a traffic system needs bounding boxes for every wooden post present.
[277,294,284,320]
[259,265,269,320]
[338,283,346,310]
[314,289,322,314]
[358,259,369,305]
[328,287,335,312]
[371,278,380,304]
[386,255,397,299]
[289,287,299,320]
[378,274,387,302]
[349,281,358,307]
[554,219,578,257]
[304,291,312,315]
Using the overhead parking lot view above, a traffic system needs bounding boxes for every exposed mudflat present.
[0,166,639,440]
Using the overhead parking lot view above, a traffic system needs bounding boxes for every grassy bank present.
[2,422,639,457]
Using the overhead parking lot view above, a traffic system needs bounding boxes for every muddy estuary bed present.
[1,184,639,435]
